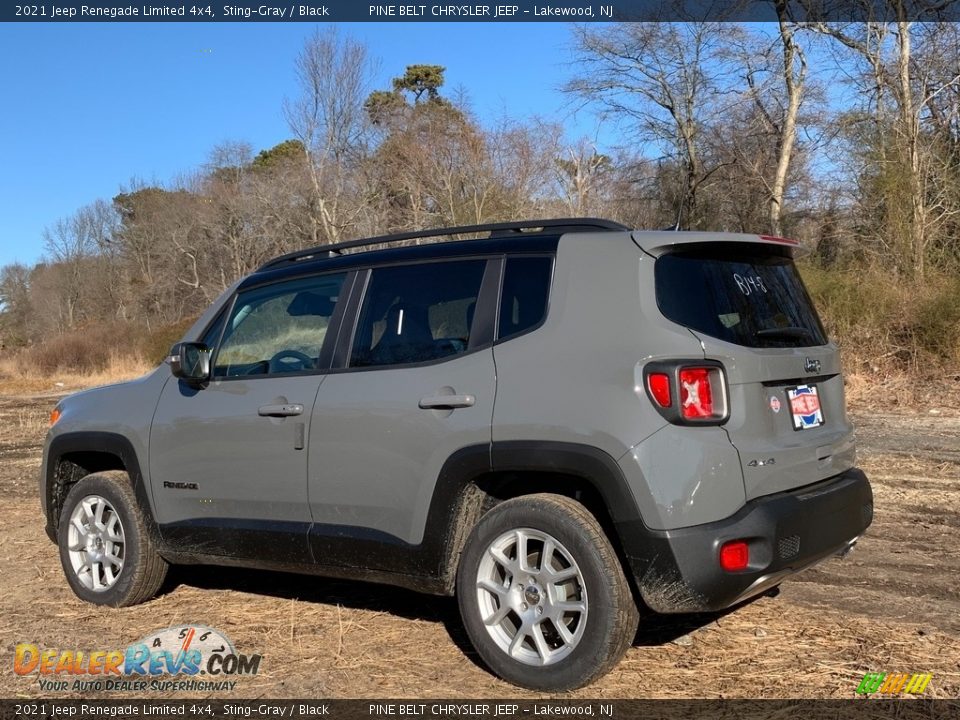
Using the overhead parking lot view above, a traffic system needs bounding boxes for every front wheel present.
[57,471,168,607]
[456,493,639,691]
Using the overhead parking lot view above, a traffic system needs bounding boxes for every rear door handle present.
[258,403,304,417]
[418,394,476,410]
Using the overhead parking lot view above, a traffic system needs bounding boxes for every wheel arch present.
[431,441,645,594]
[44,432,159,544]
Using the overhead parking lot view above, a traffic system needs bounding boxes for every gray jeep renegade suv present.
[41,219,873,690]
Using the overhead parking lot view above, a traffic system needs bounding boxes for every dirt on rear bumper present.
[617,468,873,613]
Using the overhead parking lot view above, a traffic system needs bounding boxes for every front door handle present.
[418,394,475,410]
[258,403,304,417]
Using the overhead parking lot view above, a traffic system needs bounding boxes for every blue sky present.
[0,22,610,269]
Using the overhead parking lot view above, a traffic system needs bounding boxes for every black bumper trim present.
[616,468,873,613]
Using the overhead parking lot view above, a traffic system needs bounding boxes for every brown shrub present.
[800,264,960,373]
[11,317,198,378]
[138,316,198,366]
[26,325,120,375]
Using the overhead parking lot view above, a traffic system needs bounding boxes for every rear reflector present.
[679,367,714,419]
[647,373,672,408]
[719,540,750,572]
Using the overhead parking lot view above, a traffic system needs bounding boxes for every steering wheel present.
[268,349,314,374]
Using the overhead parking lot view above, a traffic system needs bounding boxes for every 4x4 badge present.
[804,357,821,374]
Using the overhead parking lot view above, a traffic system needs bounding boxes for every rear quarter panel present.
[491,233,747,531]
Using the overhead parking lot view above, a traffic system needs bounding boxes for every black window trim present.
[331,267,370,370]
[470,255,502,350]
[205,269,356,383]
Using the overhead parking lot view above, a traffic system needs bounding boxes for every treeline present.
[2,20,960,375]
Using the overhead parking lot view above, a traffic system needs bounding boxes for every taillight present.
[647,373,672,408]
[679,367,714,419]
[643,361,728,425]
[719,540,750,571]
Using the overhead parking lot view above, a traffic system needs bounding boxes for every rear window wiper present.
[755,326,813,341]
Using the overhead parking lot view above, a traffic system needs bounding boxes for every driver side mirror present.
[167,342,211,383]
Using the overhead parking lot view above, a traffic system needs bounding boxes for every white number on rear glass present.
[733,273,768,296]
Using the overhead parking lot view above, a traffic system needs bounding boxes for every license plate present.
[786,384,824,430]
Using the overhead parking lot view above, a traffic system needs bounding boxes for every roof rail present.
[258,218,630,271]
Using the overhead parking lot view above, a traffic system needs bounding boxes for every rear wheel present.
[57,471,168,607]
[457,493,638,690]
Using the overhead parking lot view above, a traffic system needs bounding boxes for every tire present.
[456,493,639,691]
[57,471,168,607]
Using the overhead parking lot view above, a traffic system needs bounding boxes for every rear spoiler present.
[631,231,803,258]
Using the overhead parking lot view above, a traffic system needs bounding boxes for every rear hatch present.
[649,239,856,500]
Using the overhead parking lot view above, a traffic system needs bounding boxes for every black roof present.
[241,218,628,289]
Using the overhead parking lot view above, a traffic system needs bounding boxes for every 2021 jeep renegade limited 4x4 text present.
[41,219,873,690]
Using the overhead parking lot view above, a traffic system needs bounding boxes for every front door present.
[150,271,348,562]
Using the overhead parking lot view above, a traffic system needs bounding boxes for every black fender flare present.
[44,431,161,546]
[489,440,643,524]
[423,440,645,591]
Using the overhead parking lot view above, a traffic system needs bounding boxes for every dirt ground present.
[1,390,958,700]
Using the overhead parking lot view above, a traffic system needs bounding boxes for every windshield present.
[655,246,828,349]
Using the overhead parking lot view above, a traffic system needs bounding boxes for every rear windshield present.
[655,247,828,348]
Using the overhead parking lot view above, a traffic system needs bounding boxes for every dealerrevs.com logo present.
[14,625,261,692]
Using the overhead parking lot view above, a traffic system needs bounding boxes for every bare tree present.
[803,10,954,277]
[40,202,120,329]
[567,22,738,229]
[554,139,612,217]
[770,4,808,235]
[488,118,562,219]
[0,263,32,345]
[721,15,813,235]
[284,28,378,244]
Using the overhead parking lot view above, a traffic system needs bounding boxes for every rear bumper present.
[616,467,873,613]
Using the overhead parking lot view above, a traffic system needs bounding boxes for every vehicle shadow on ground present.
[633,608,737,646]
[168,565,456,622]
[167,565,752,670]
[167,564,482,662]
[632,589,773,646]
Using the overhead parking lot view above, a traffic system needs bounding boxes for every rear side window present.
[655,247,828,348]
[350,259,486,368]
[498,256,553,341]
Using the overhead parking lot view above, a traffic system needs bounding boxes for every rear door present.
[306,257,498,567]
[654,244,856,500]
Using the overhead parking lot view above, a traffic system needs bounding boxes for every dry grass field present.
[1,375,958,700]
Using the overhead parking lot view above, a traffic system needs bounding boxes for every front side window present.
[214,273,346,377]
[350,260,487,368]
